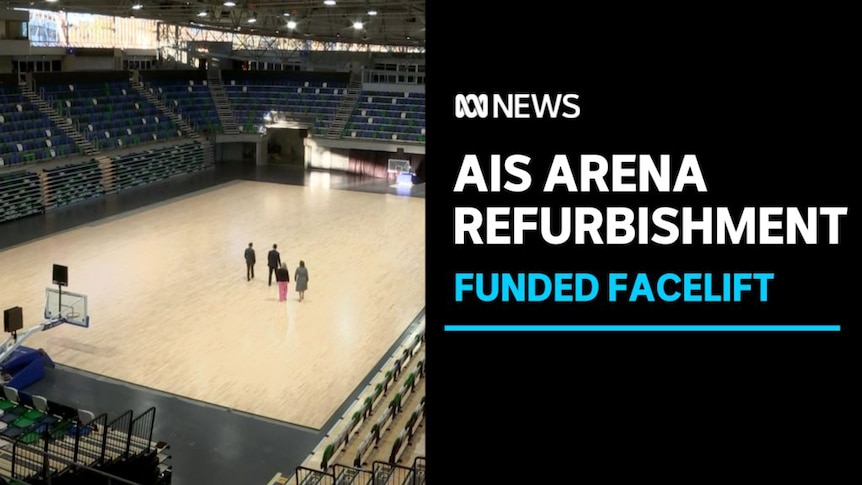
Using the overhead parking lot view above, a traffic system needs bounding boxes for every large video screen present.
[28,9,157,49]
[27,9,67,46]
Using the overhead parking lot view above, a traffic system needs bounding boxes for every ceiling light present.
[131,3,142,9]
[367,10,377,16]
[248,16,257,23]
[197,11,207,17]
[286,20,297,29]
[223,1,235,6]
[353,21,363,30]
[45,0,59,3]
[324,0,336,5]
[283,12,290,17]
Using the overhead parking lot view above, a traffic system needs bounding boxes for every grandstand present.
[33,72,183,151]
[1,2,425,483]
[137,71,222,136]
[344,90,426,143]
[1,77,80,166]
[222,71,348,135]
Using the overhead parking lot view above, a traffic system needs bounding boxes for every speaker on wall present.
[4,306,23,333]
[53,264,68,287]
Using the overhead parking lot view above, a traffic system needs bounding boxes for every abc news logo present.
[454,93,580,119]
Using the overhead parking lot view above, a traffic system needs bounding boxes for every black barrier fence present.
[10,434,47,482]
[332,464,373,484]
[79,413,110,467]
[103,410,134,463]
[7,407,163,484]
[10,441,141,485]
[294,465,335,485]
[129,407,156,456]
[372,461,413,485]
[10,411,109,481]
[294,460,425,485]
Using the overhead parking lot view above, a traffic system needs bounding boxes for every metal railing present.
[372,461,414,485]
[10,439,142,485]
[294,465,335,485]
[128,407,156,456]
[103,410,134,463]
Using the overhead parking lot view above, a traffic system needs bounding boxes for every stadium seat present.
[345,90,425,142]
[32,395,59,424]
[222,74,347,135]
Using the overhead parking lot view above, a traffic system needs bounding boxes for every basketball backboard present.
[44,287,89,328]
[387,159,412,174]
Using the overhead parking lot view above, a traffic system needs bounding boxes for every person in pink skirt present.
[275,262,290,301]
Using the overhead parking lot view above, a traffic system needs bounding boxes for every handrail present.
[13,441,143,485]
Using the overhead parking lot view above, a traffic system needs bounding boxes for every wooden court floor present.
[1,180,425,429]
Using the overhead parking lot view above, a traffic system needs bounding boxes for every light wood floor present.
[1,180,425,429]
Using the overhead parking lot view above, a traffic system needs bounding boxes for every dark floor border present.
[50,362,320,434]
[80,179,243,227]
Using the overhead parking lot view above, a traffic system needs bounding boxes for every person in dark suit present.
[244,242,256,281]
[267,244,281,286]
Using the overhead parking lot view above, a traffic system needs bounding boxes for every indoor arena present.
[0,2,426,484]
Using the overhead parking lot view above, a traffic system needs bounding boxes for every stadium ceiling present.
[7,0,425,47]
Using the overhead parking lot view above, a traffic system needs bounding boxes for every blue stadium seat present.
[1,85,79,165]
[344,90,425,143]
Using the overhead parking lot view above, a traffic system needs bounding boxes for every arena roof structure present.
[5,0,425,47]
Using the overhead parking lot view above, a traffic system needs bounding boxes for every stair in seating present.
[129,73,203,142]
[18,81,99,156]
[202,141,215,167]
[325,71,363,139]
[206,68,240,134]
[130,70,214,164]
[95,155,117,194]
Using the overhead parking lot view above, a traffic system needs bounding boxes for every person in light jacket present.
[294,260,309,302]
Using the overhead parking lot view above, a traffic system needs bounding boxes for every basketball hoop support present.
[0,317,67,365]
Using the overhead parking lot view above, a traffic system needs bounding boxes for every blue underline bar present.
[444,325,841,332]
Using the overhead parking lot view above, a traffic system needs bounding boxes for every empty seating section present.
[224,74,347,134]
[0,386,171,484]
[2,140,208,224]
[0,170,43,222]
[43,160,105,209]
[1,85,78,166]
[36,79,181,150]
[347,91,426,143]
[111,143,205,191]
[141,73,221,134]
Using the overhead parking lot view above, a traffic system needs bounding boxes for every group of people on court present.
[244,243,309,302]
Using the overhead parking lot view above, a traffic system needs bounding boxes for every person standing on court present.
[267,244,281,286]
[275,262,290,302]
[295,260,309,302]
[244,242,256,281]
